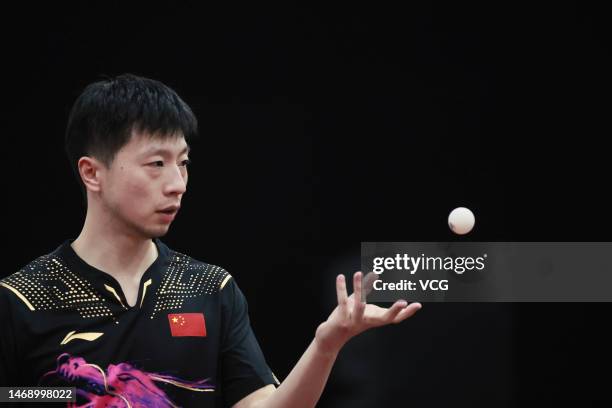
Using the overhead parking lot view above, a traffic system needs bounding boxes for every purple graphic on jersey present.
[40,352,214,407]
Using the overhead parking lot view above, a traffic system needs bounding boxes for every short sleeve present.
[219,276,279,407]
[0,285,20,387]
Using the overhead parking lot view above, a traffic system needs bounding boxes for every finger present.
[353,271,363,302]
[381,299,409,323]
[352,272,365,323]
[336,274,349,315]
[393,302,422,324]
[363,271,377,298]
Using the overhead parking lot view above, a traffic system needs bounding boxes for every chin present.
[141,225,171,239]
[152,228,171,238]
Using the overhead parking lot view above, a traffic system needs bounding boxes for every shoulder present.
[0,251,64,311]
[159,243,235,295]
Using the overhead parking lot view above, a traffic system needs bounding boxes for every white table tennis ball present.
[448,207,475,235]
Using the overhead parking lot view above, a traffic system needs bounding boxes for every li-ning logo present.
[60,331,104,345]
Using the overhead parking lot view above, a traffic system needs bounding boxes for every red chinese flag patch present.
[168,313,207,337]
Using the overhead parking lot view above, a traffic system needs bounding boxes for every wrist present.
[314,322,346,358]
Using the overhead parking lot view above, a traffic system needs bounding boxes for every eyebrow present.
[142,145,190,157]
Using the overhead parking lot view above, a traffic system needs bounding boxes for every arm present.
[233,271,422,408]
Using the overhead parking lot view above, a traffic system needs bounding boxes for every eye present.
[180,159,191,167]
[149,161,164,167]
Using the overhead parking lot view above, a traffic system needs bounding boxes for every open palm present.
[315,271,422,355]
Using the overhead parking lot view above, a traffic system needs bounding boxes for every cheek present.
[110,170,155,212]
[123,183,155,214]
[125,180,151,199]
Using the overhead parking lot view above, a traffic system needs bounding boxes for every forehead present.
[120,130,189,157]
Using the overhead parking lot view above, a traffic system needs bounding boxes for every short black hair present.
[65,73,198,197]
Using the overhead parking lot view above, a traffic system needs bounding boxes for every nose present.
[164,163,187,196]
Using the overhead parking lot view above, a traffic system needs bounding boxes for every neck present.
[72,206,158,280]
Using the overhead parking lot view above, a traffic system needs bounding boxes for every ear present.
[77,156,104,193]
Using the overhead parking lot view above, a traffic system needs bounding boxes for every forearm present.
[255,335,339,408]
[246,272,421,408]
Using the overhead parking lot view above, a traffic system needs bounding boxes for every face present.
[98,130,190,239]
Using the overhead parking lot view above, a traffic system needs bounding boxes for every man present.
[0,74,421,407]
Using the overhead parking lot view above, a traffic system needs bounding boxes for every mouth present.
[158,205,180,214]
[156,205,180,222]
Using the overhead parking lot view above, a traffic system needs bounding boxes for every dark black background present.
[2,2,611,407]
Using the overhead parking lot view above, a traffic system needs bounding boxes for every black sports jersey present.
[0,239,279,407]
